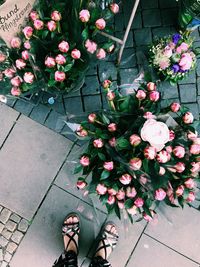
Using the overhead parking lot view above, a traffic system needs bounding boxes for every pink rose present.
[170,102,180,112]
[24,41,31,50]
[85,39,97,54]
[109,137,116,147]
[4,68,15,78]
[103,161,114,171]
[127,205,138,215]
[144,146,157,160]
[96,48,106,59]
[129,158,142,170]
[107,195,115,205]
[173,146,185,158]
[22,50,29,60]
[110,3,119,14]
[88,113,96,123]
[10,37,21,48]
[76,126,88,137]
[11,87,21,96]
[51,11,62,21]
[191,162,200,173]
[147,82,156,91]
[116,190,125,200]
[58,41,69,53]
[108,188,117,196]
[179,53,193,71]
[157,150,171,163]
[186,191,195,202]
[176,42,189,54]
[130,134,141,146]
[24,72,34,84]
[96,184,107,195]
[77,180,87,189]
[0,53,6,62]
[47,20,57,32]
[23,26,33,39]
[71,49,81,59]
[149,91,160,102]
[80,156,90,167]
[176,185,184,196]
[187,131,198,140]
[55,71,66,82]
[183,112,194,124]
[34,19,44,30]
[108,123,117,132]
[95,18,106,30]
[169,130,175,141]
[136,89,146,100]
[118,201,125,209]
[93,138,104,148]
[45,56,56,68]
[11,76,22,87]
[15,59,26,70]
[143,112,156,119]
[29,11,39,21]
[190,144,200,155]
[79,10,90,22]
[143,210,154,222]
[174,162,185,173]
[184,178,195,189]
[55,54,66,65]
[107,91,115,101]
[119,173,132,185]
[134,197,144,208]
[155,188,166,201]
[163,46,172,58]
[126,187,137,198]
[102,79,112,89]
[159,167,166,175]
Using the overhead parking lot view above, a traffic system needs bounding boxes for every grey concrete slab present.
[0,103,19,147]
[126,234,198,267]
[145,205,200,264]
[10,185,106,267]
[0,115,73,220]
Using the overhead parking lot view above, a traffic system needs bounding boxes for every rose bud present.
[96,184,107,195]
[173,146,185,158]
[55,54,66,65]
[143,210,154,222]
[108,188,117,196]
[11,76,22,87]
[11,87,21,96]
[103,161,114,171]
[29,11,39,21]
[190,162,200,173]
[166,146,173,153]
[51,10,62,21]
[149,91,160,102]
[129,157,142,170]
[96,48,106,59]
[77,180,87,189]
[107,195,115,205]
[155,188,166,201]
[55,71,66,82]
[187,131,198,140]
[127,205,138,215]
[169,130,175,141]
[95,18,106,30]
[10,37,21,48]
[136,89,146,100]
[130,134,141,147]
[85,39,97,54]
[170,102,180,112]
[176,185,184,196]
[186,191,195,202]
[45,56,56,68]
[110,3,119,13]
[58,41,69,53]
[147,82,156,91]
[190,144,200,155]
[108,123,117,132]
[21,50,29,60]
[79,9,90,22]
[183,112,194,124]
[156,150,171,163]
[184,178,195,189]
[33,19,44,30]
[174,162,185,173]
[23,26,33,39]
[109,137,116,147]
[24,41,31,50]
[118,201,125,209]
[88,113,96,123]
[134,197,144,208]
[193,138,200,145]
[143,111,156,119]
[24,72,34,84]
[144,146,157,160]
[93,138,104,148]
[139,174,148,184]
[71,49,81,59]
[107,91,115,101]
[15,59,26,70]
[80,155,90,167]
[116,189,125,200]
[102,79,112,89]
[76,126,88,137]
[4,68,16,78]
[0,53,6,62]
[159,167,166,175]
[119,173,132,185]
[47,20,57,31]
[126,187,137,198]
[107,44,115,53]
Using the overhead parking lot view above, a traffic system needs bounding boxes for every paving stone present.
[0,236,9,247]
[143,9,162,27]
[0,223,4,233]
[119,48,137,69]
[152,26,175,39]
[0,115,73,220]
[180,84,197,103]
[13,99,34,116]
[5,221,17,232]
[18,219,29,233]
[44,110,65,133]
[83,95,102,112]
[29,104,50,125]
[159,81,179,99]
[115,31,134,48]
[0,209,11,224]
[184,103,199,120]
[130,11,142,29]
[141,0,158,9]
[11,231,24,244]
[4,252,12,263]
[115,13,124,31]
[6,242,18,254]
[126,234,198,267]
[196,58,200,76]
[159,0,178,8]
[64,97,83,115]
[10,214,21,224]
[0,206,3,212]
[2,229,12,240]
[119,68,139,84]
[82,76,100,95]
[86,61,97,76]
[48,99,65,115]
[197,77,200,95]
[1,261,8,267]
[178,71,196,84]
[161,8,179,26]
[0,249,3,261]
[98,61,118,82]
[161,98,180,109]
[134,28,152,45]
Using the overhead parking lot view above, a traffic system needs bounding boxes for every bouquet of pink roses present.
[74,80,200,222]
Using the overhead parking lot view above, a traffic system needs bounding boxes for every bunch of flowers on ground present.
[0,0,119,97]
[149,32,197,85]
[74,80,200,222]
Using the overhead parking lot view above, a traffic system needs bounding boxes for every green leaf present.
[48,79,56,87]
[143,158,149,173]
[100,170,110,180]
[74,165,83,174]
[98,152,106,161]
[102,113,110,124]
[42,30,49,39]
[116,137,130,150]
[64,64,74,72]
[125,199,134,209]
[81,28,89,40]
[115,205,121,220]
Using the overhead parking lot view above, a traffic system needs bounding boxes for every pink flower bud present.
[102,79,112,89]
[184,178,195,189]
[80,156,90,167]
[11,76,22,87]
[119,173,132,185]
[144,146,157,160]
[107,91,115,101]
[143,210,155,222]
[23,26,33,39]
[55,54,66,65]
[24,72,34,84]
[169,130,175,141]
[93,138,104,148]
[88,113,96,123]
[58,41,69,53]
[134,197,144,208]
[0,53,6,63]
[107,195,115,205]
[11,87,21,96]
[190,144,200,155]
[55,71,66,82]
[127,205,138,215]
[77,180,87,189]
[187,131,198,141]
[51,11,62,21]
[71,49,81,59]
[76,126,88,137]
[176,185,184,196]
[103,161,114,171]
[155,188,166,201]
[143,112,156,119]
[116,190,125,200]
[96,48,106,59]
[108,188,117,196]
[183,112,194,124]
[118,201,125,209]
[126,187,137,198]
[170,102,180,112]
[45,57,56,68]
[4,68,16,78]
[95,18,106,30]
[159,167,166,175]
[173,146,185,158]
[34,19,44,30]
[47,20,57,32]
[110,3,119,13]
[29,11,39,21]
[156,150,171,163]
[129,134,141,147]
[147,82,156,91]
[79,9,90,22]
[174,162,185,173]
[24,41,31,50]
[109,137,116,147]
[10,37,21,48]
[96,184,107,195]
[21,50,29,60]
[129,158,142,170]
[186,191,195,202]
[85,39,97,54]
[149,91,160,102]
[108,123,117,132]
[136,89,146,100]
[15,59,26,70]
[190,162,200,173]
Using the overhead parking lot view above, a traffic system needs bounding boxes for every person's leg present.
[89,223,119,267]
[53,214,80,267]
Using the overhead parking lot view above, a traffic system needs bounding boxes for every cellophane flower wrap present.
[149,32,197,85]
[74,80,200,223]
[0,0,119,96]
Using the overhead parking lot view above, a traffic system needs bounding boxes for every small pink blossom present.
[110,3,119,13]
[29,11,39,21]
[80,156,90,167]
[34,19,44,30]
[118,201,125,209]
[96,48,106,59]
[190,162,200,173]
[88,113,96,123]
[109,137,116,147]
[116,190,125,200]
[45,57,56,68]
[176,42,189,54]
[130,134,141,146]
[176,185,184,196]
[51,11,62,21]
[71,49,81,59]
[126,187,137,198]
[156,150,171,163]
[186,191,195,202]
[47,20,57,32]
[93,138,104,148]
[108,123,117,132]
[10,37,21,48]
[95,18,106,30]
[11,76,22,87]
[134,197,144,208]
[144,146,157,160]
[16,59,26,70]
[79,10,90,22]
[96,184,107,195]
[55,71,66,82]
[190,144,200,155]
[24,41,31,50]
[77,180,87,189]
[85,39,97,54]
[107,195,115,205]
[55,54,66,65]
[76,126,88,137]
[21,50,29,60]
[58,41,69,53]
[184,178,195,189]
[147,82,156,91]
[173,146,185,158]
[174,162,185,173]
[11,87,21,96]
[108,188,117,196]
[129,158,142,170]
[103,161,114,171]
[155,188,166,201]
[127,205,138,215]
[24,72,34,84]
[4,68,15,78]
[23,26,33,39]
[149,91,160,102]
[119,173,132,185]
[136,89,146,100]
[170,102,180,112]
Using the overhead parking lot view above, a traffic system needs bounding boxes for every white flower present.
[141,119,170,151]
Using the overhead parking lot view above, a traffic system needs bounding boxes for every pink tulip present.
[16,59,26,70]
[11,87,21,96]
[51,11,62,21]
[103,161,114,171]
[11,76,22,87]
[183,112,194,124]
[174,162,185,173]
[186,191,195,202]
[190,144,200,155]
[169,130,175,141]
[88,113,96,123]
[147,82,156,91]
[34,19,44,30]
[4,68,16,78]
[134,197,144,208]
[155,188,166,201]
[184,178,195,189]
[144,146,157,160]
[80,156,90,167]
[107,91,115,101]
[149,91,160,102]
[95,18,106,30]
[107,195,115,205]
[108,188,117,196]
[47,20,57,32]
[143,112,156,119]
[96,184,107,195]
[119,173,132,185]
[10,37,21,48]
[173,146,185,158]
[85,39,97,54]
[110,3,119,13]
[127,205,138,215]
[24,41,31,50]
[136,90,146,100]
[58,41,69,53]
[79,10,90,22]
[109,137,116,147]
[55,54,66,65]
[23,26,33,39]
[130,134,141,146]
[21,51,29,60]
[24,72,34,84]
[156,150,171,163]
[0,53,6,63]
[29,11,39,21]
[159,167,166,176]
[93,138,104,148]
[102,79,112,89]
[55,71,66,82]
[126,187,137,198]
[108,123,117,132]
[76,126,88,137]
[176,185,184,196]
[77,180,87,189]
[116,190,125,200]
[96,48,106,59]
[129,158,142,170]
[71,49,81,59]
[170,102,180,112]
